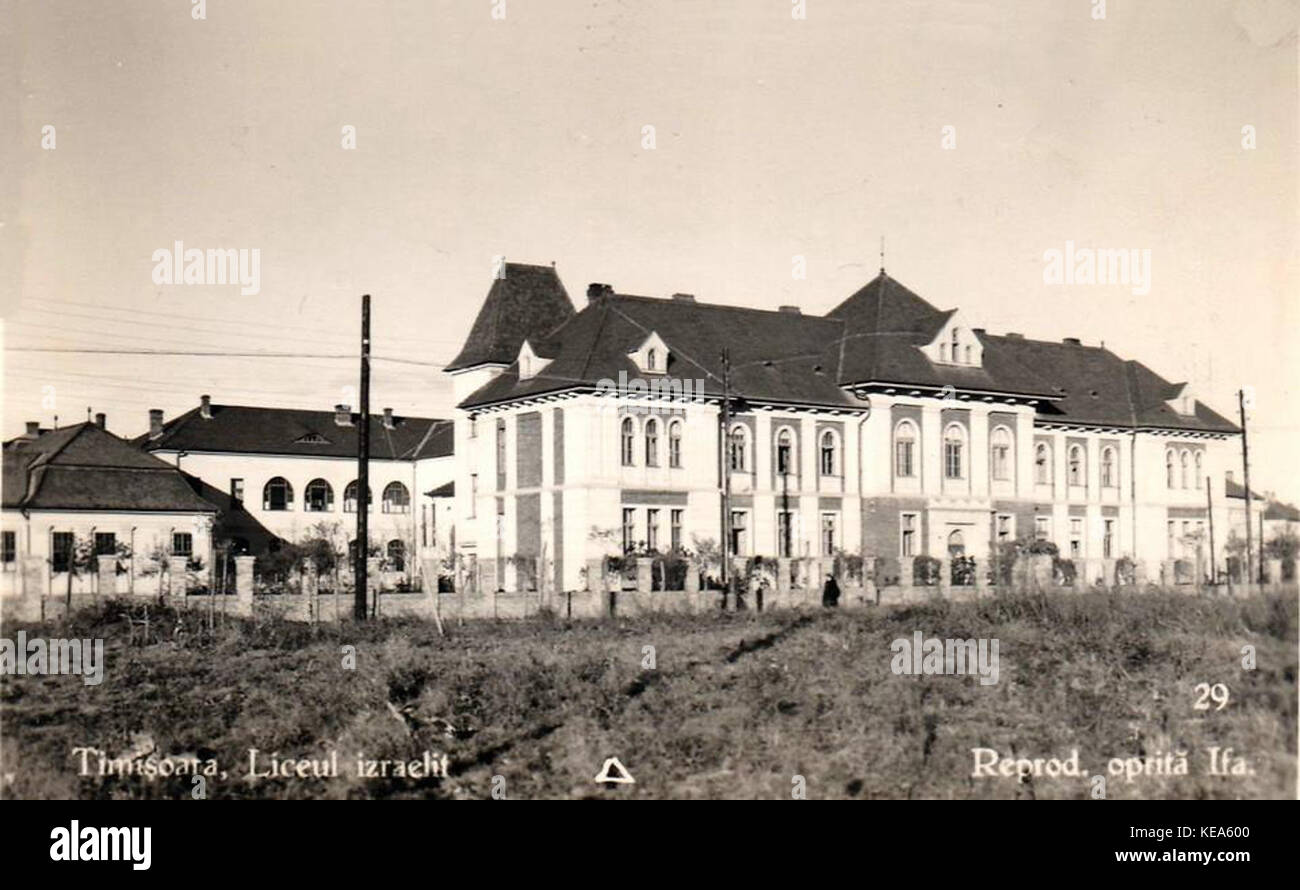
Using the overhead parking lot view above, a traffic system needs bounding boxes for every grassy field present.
[1,590,1295,800]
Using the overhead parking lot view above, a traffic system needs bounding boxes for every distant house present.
[1,417,218,598]
[136,397,454,582]
[1225,475,1300,545]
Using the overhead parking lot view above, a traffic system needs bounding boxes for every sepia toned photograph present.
[1,0,1296,831]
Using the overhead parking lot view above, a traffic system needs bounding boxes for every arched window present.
[819,430,838,476]
[1165,449,1175,488]
[943,424,965,480]
[1180,450,1190,489]
[895,420,917,478]
[1035,442,1051,484]
[304,478,333,512]
[382,481,410,514]
[668,420,682,468]
[644,418,659,466]
[621,417,635,466]
[776,428,794,476]
[263,477,293,511]
[344,480,372,513]
[1100,447,1116,488]
[728,425,748,472]
[647,348,657,371]
[947,529,965,557]
[1068,445,1083,486]
[386,539,405,572]
[990,427,1011,481]
[1194,452,1203,489]
[951,328,960,355]
[939,343,948,362]
[964,345,972,364]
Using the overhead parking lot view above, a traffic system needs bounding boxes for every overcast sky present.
[3,0,1296,499]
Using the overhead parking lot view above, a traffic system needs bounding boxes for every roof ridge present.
[608,292,840,321]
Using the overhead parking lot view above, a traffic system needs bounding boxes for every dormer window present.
[927,317,982,367]
[517,340,548,381]
[630,332,670,374]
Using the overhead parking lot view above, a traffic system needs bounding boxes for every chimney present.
[94,412,106,430]
[671,293,696,302]
[24,421,40,439]
[334,404,353,426]
[383,407,395,429]
[200,394,212,419]
[148,409,164,439]
[1063,337,1082,346]
[778,305,801,314]
[1005,332,1024,339]
[587,283,613,302]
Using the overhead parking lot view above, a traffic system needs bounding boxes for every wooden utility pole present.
[354,294,371,620]
[718,348,732,595]
[1238,389,1253,584]
[1205,478,1216,585]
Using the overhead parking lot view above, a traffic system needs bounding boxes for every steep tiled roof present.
[445,263,576,371]
[137,404,453,461]
[1225,479,1266,501]
[1264,499,1300,521]
[3,423,218,513]
[453,270,1239,436]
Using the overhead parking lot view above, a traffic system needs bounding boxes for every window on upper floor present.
[894,420,917,478]
[644,418,659,467]
[263,477,293,511]
[305,478,334,512]
[1166,449,1176,489]
[621,417,636,466]
[943,424,966,480]
[646,348,658,372]
[1067,445,1084,486]
[990,427,1012,481]
[668,420,683,468]
[728,425,749,473]
[383,481,410,514]
[776,428,794,476]
[344,480,372,513]
[1180,450,1190,489]
[819,430,838,476]
[1194,452,1203,489]
[1035,443,1051,484]
[1100,447,1117,489]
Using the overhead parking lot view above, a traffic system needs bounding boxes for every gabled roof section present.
[3,423,218,513]
[446,262,576,372]
[137,404,453,460]
[460,290,859,410]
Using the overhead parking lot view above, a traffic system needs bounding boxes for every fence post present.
[233,556,255,617]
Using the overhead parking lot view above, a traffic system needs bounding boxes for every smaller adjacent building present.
[136,397,454,583]
[1,417,218,599]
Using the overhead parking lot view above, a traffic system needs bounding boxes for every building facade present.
[137,398,454,581]
[447,263,1240,592]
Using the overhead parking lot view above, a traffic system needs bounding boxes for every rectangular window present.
[230,478,244,506]
[173,532,193,556]
[1167,521,1176,559]
[622,508,636,554]
[469,474,478,519]
[900,513,917,557]
[52,531,74,572]
[469,416,478,438]
[94,532,117,556]
[895,440,914,478]
[996,514,1012,542]
[991,445,1009,480]
[1034,516,1049,541]
[820,513,836,556]
[646,508,660,552]
[2,531,16,568]
[777,511,794,558]
[729,510,748,556]
[670,509,683,551]
[944,441,963,479]
[1069,518,1083,558]
[1103,519,1115,558]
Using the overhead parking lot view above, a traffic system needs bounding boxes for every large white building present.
[446,262,1241,592]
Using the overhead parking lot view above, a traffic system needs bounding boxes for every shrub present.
[1052,557,1076,586]
[913,555,941,586]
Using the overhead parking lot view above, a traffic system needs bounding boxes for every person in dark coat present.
[822,574,841,607]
